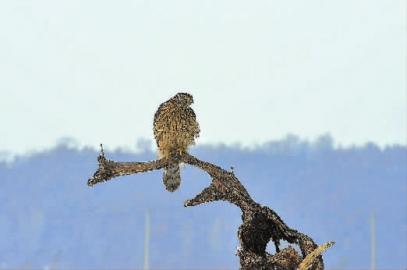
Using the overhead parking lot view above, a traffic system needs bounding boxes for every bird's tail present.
[163,163,181,192]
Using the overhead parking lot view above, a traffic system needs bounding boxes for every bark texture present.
[88,145,333,269]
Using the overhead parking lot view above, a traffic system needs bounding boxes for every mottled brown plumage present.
[153,93,200,191]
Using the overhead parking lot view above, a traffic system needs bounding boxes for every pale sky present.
[0,0,406,155]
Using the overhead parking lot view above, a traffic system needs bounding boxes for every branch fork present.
[88,146,334,270]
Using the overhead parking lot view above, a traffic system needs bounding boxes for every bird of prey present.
[153,92,200,192]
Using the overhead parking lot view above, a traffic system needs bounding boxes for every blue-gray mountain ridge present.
[0,135,405,269]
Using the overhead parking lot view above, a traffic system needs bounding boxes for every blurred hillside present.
[0,135,406,269]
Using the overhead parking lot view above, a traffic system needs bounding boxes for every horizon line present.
[0,134,405,163]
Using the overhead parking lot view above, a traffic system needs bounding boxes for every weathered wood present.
[88,146,334,269]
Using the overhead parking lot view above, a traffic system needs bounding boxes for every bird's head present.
[173,92,194,107]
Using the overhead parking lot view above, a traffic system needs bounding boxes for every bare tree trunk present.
[88,146,334,270]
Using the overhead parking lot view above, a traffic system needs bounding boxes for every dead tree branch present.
[88,147,334,270]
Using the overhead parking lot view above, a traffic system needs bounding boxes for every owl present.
[153,92,200,192]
